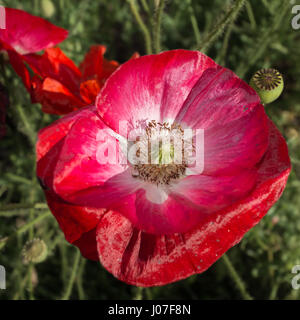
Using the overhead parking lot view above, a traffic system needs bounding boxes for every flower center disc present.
[132,120,190,185]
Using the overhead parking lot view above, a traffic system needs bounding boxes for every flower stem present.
[197,0,246,52]
[245,0,256,30]
[15,104,37,149]
[236,0,290,77]
[127,0,153,54]
[61,249,81,300]
[153,0,166,53]
[0,211,51,250]
[133,286,144,300]
[187,0,201,45]
[222,253,253,300]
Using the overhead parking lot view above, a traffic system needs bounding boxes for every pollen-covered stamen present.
[252,68,282,91]
[131,120,192,185]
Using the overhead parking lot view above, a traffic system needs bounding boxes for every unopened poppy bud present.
[250,68,284,104]
[41,0,56,18]
[22,238,48,264]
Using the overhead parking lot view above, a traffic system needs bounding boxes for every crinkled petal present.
[175,67,261,130]
[96,122,290,286]
[96,50,217,135]
[192,104,269,175]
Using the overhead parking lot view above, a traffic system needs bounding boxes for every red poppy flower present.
[0,7,68,91]
[37,50,291,286]
[0,83,9,138]
[24,45,128,115]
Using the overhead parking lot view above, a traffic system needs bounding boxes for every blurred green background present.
[0,0,300,300]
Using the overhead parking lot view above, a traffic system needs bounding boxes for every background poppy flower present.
[0,7,68,91]
[37,50,291,287]
[24,45,124,115]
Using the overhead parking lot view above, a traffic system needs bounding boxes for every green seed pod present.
[22,238,48,264]
[250,68,284,105]
[41,0,56,18]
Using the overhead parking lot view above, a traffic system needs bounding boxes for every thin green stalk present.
[216,21,234,65]
[61,250,81,300]
[133,286,144,300]
[76,258,86,300]
[127,0,153,54]
[187,0,201,45]
[236,0,290,77]
[140,0,150,13]
[153,0,166,53]
[197,0,246,52]
[15,104,37,148]
[222,254,253,300]
[245,1,256,30]
[0,211,51,250]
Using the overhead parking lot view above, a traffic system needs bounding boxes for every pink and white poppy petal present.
[170,169,257,211]
[96,50,217,135]
[175,67,261,130]
[52,110,127,200]
[0,8,68,55]
[95,123,290,287]
[37,105,96,161]
[192,103,269,175]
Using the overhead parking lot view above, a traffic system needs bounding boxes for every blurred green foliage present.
[0,0,300,300]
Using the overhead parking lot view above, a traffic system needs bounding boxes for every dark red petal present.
[25,48,82,93]
[0,40,32,91]
[96,122,290,286]
[45,191,103,244]
[31,77,86,115]
[79,45,106,80]
[0,7,67,55]
[72,228,98,261]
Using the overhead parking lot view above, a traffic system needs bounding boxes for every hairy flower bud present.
[22,238,48,264]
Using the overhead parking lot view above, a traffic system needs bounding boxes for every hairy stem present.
[222,254,253,300]
[197,0,246,52]
[61,250,81,300]
[153,0,166,53]
[187,0,201,45]
[0,211,51,250]
[127,0,153,54]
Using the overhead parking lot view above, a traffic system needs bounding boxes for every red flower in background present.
[0,7,68,91]
[0,83,9,139]
[37,50,291,286]
[24,46,138,115]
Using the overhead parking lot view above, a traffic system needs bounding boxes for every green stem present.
[15,104,37,148]
[216,21,234,65]
[245,1,256,30]
[0,211,51,250]
[236,0,290,77]
[187,0,201,45]
[133,286,144,300]
[76,258,86,300]
[127,0,153,54]
[197,0,246,52]
[222,254,253,300]
[61,250,81,300]
[153,0,166,53]
[140,0,150,13]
